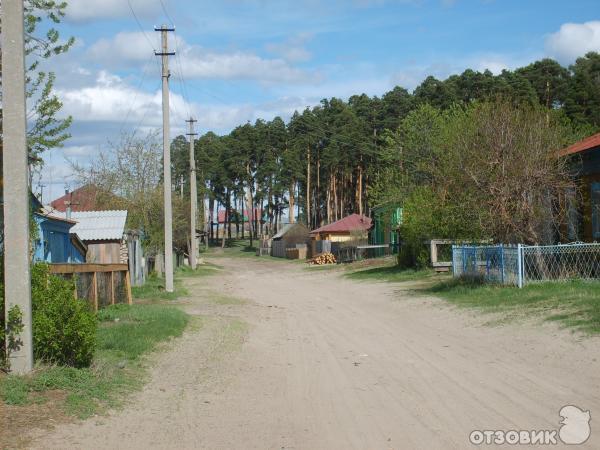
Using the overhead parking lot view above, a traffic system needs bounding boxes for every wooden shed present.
[58,210,128,264]
[271,223,310,258]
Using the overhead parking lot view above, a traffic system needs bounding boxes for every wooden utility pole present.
[186,118,198,270]
[2,0,33,374]
[155,25,175,292]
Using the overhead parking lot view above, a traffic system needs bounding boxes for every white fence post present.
[517,244,523,288]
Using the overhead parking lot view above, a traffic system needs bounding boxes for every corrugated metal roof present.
[559,132,600,157]
[56,210,127,241]
[272,223,310,240]
[311,214,372,235]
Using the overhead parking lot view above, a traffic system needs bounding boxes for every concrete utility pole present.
[2,0,33,374]
[155,25,176,292]
[186,118,198,270]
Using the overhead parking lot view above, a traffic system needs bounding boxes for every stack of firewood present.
[308,252,337,265]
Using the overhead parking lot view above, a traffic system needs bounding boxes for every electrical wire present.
[117,53,156,136]
[127,0,157,52]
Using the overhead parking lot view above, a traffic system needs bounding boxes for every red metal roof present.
[311,214,372,234]
[216,208,263,224]
[558,132,600,157]
[50,184,119,212]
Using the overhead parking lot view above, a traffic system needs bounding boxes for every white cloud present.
[87,32,318,84]
[88,32,159,62]
[545,21,600,64]
[180,48,315,83]
[55,70,191,128]
[65,0,161,22]
[62,145,97,158]
[266,33,314,63]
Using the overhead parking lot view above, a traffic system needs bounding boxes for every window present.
[592,182,600,240]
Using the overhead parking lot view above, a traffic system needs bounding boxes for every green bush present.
[31,264,97,368]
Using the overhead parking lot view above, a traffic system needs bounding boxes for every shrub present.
[31,264,97,368]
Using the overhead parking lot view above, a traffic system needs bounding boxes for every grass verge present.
[346,264,438,283]
[131,272,188,301]
[131,264,221,301]
[428,277,600,334]
[0,304,189,418]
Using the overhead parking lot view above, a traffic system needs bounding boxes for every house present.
[271,223,310,258]
[57,210,128,263]
[370,203,402,253]
[33,211,87,263]
[559,132,600,242]
[50,184,122,213]
[216,208,265,225]
[310,214,373,242]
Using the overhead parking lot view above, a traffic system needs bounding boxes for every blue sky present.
[38,0,600,201]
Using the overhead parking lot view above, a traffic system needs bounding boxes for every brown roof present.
[311,214,372,235]
[50,184,121,212]
[558,132,600,157]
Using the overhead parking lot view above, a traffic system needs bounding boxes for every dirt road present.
[32,257,600,449]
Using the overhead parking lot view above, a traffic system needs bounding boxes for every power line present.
[127,0,157,52]
[172,30,192,118]
[155,0,193,119]
[158,0,175,27]
[118,53,156,136]
[131,79,163,136]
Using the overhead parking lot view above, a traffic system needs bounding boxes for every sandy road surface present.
[31,257,600,449]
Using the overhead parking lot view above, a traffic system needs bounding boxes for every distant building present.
[216,208,264,225]
[559,133,600,242]
[50,184,122,213]
[310,214,373,242]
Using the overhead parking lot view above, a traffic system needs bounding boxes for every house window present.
[593,182,600,240]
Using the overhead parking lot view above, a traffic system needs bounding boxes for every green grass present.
[346,264,438,283]
[209,239,259,258]
[176,262,223,278]
[0,304,190,418]
[428,277,600,334]
[210,292,246,305]
[97,304,189,360]
[207,239,294,263]
[132,264,221,300]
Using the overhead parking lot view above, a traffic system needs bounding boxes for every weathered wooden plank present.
[49,263,128,274]
[92,272,98,312]
[110,271,115,305]
[125,271,133,305]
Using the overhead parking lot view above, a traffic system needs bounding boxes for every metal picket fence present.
[452,243,600,288]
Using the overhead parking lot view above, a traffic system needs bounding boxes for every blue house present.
[33,212,87,264]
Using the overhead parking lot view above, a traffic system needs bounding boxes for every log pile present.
[307,252,336,265]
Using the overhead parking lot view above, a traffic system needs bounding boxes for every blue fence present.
[453,244,520,286]
[453,243,600,287]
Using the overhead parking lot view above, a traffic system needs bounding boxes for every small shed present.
[58,210,128,264]
[33,213,87,263]
[271,223,310,258]
[310,214,372,243]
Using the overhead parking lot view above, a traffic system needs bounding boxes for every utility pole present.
[2,0,33,374]
[186,118,198,270]
[155,25,175,292]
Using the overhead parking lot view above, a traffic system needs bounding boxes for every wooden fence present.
[49,263,132,312]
